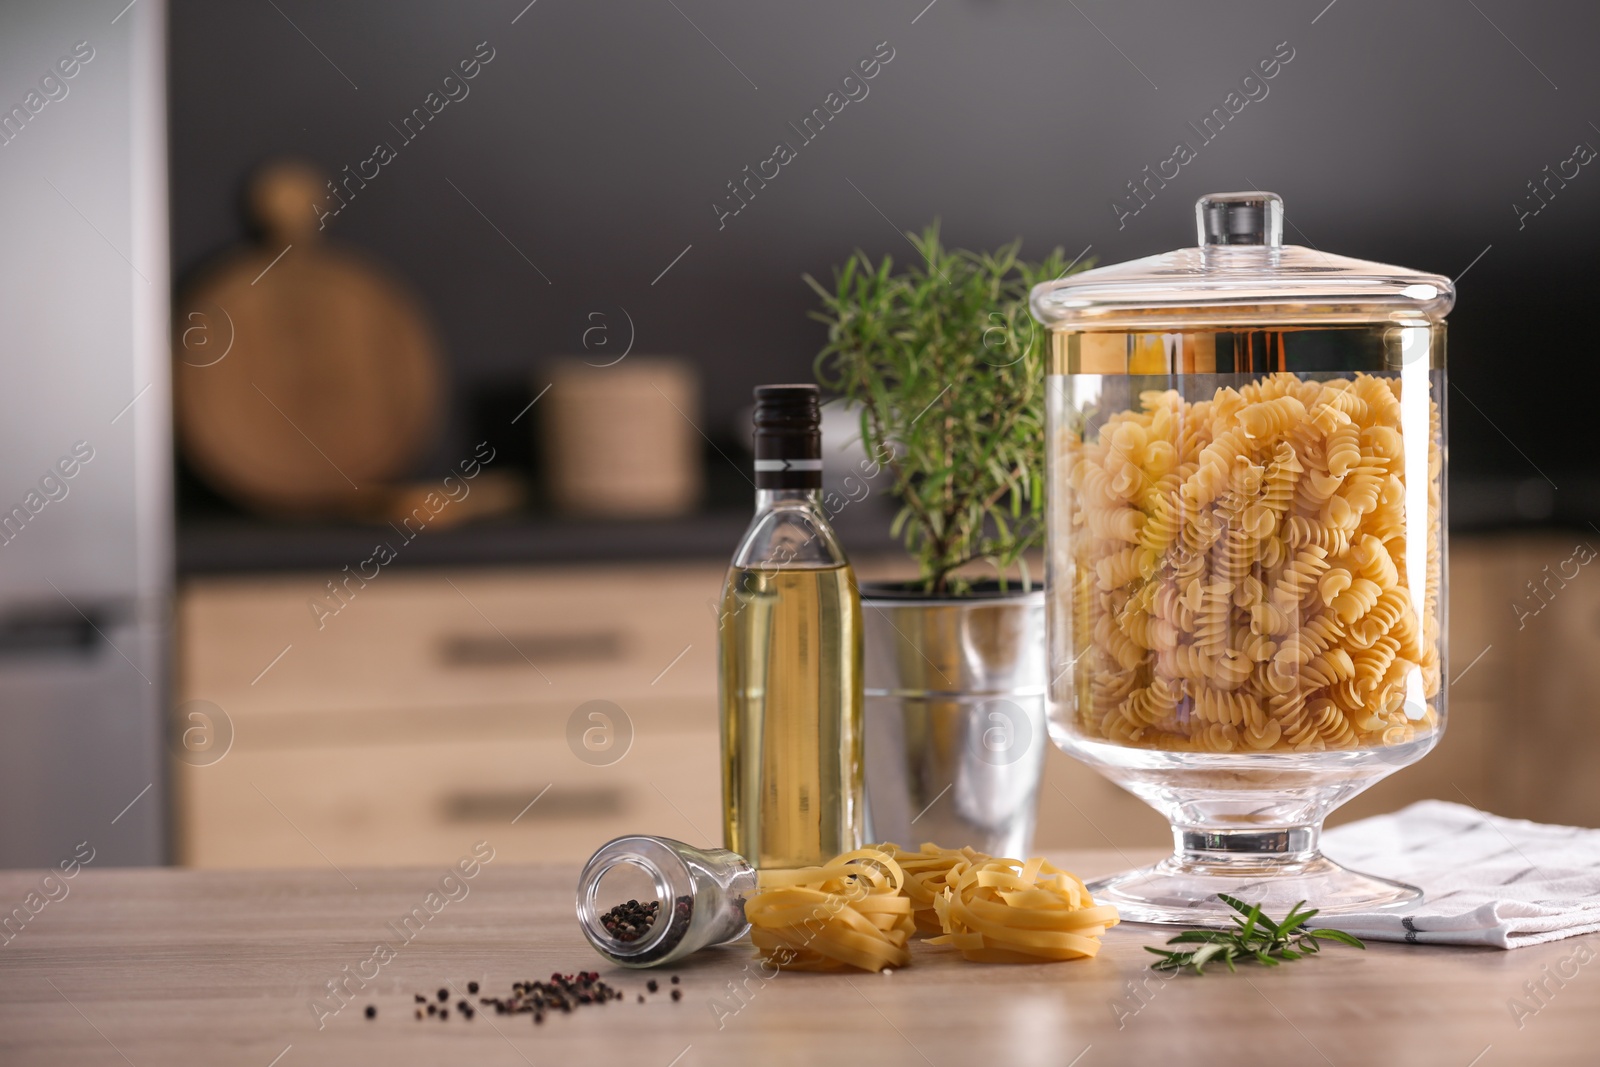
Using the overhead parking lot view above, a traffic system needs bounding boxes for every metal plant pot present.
[860,583,1047,858]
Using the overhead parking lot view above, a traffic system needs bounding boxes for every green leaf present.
[1238,902,1262,943]
[1251,909,1282,939]
[1308,929,1367,949]
[1190,942,1227,974]
[1278,902,1318,936]
[1166,930,1235,945]
[1216,893,1252,916]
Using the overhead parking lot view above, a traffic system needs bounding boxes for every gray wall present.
[170,0,1600,505]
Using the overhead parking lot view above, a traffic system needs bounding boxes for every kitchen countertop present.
[2,851,1592,1066]
[175,505,904,575]
[175,480,1600,575]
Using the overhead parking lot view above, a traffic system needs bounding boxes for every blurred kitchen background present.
[2,0,1598,869]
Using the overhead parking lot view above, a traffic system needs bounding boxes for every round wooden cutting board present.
[174,160,443,517]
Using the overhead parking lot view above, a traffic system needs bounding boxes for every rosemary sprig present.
[1145,894,1366,975]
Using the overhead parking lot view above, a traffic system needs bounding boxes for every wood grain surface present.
[2,851,1593,1066]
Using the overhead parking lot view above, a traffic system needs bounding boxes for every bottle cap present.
[752,384,822,489]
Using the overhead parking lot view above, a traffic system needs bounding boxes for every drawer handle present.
[0,605,106,657]
[440,786,626,822]
[438,630,624,667]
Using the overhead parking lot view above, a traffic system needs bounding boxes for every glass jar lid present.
[1030,192,1455,330]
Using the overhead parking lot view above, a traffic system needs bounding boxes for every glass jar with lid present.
[1030,192,1451,923]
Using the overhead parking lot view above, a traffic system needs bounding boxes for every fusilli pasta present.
[1057,372,1441,753]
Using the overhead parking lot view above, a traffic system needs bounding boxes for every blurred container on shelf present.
[541,357,702,518]
[820,397,877,504]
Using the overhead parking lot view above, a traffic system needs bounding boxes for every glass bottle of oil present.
[719,384,863,871]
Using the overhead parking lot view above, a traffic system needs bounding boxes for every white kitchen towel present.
[1320,800,1600,949]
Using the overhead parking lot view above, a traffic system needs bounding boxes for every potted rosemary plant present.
[809,225,1086,856]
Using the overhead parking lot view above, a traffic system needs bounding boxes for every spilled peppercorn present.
[398,972,685,1026]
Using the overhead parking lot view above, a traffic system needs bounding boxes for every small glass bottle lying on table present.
[576,835,756,968]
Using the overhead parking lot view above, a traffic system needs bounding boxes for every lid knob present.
[1196,191,1283,247]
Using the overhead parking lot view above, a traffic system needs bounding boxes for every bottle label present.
[754,451,823,489]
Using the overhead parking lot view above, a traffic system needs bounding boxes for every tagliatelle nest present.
[876,842,993,934]
[926,854,1121,963]
[745,849,916,972]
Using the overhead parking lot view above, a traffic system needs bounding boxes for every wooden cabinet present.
[174,563,729,867]
[1466,531,1600,827]
[174,534,1599,869]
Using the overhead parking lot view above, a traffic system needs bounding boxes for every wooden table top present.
[1,849,1593,1066]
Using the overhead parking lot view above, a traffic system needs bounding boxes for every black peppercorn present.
[405,970,629,1025]
[437,989,448,1002]
[670,975,680,985]
[671,989,682,1001]
[365,1005,377,1019]
[600,898,666,943]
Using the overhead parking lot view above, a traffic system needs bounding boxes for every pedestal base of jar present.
[1055,734,1434,923]
[1089,827,1421,925]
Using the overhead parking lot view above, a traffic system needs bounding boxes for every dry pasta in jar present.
[1052,370,1442,754]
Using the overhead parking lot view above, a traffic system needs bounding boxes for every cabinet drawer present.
[176,724,722,868]
[178,563,726,721]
